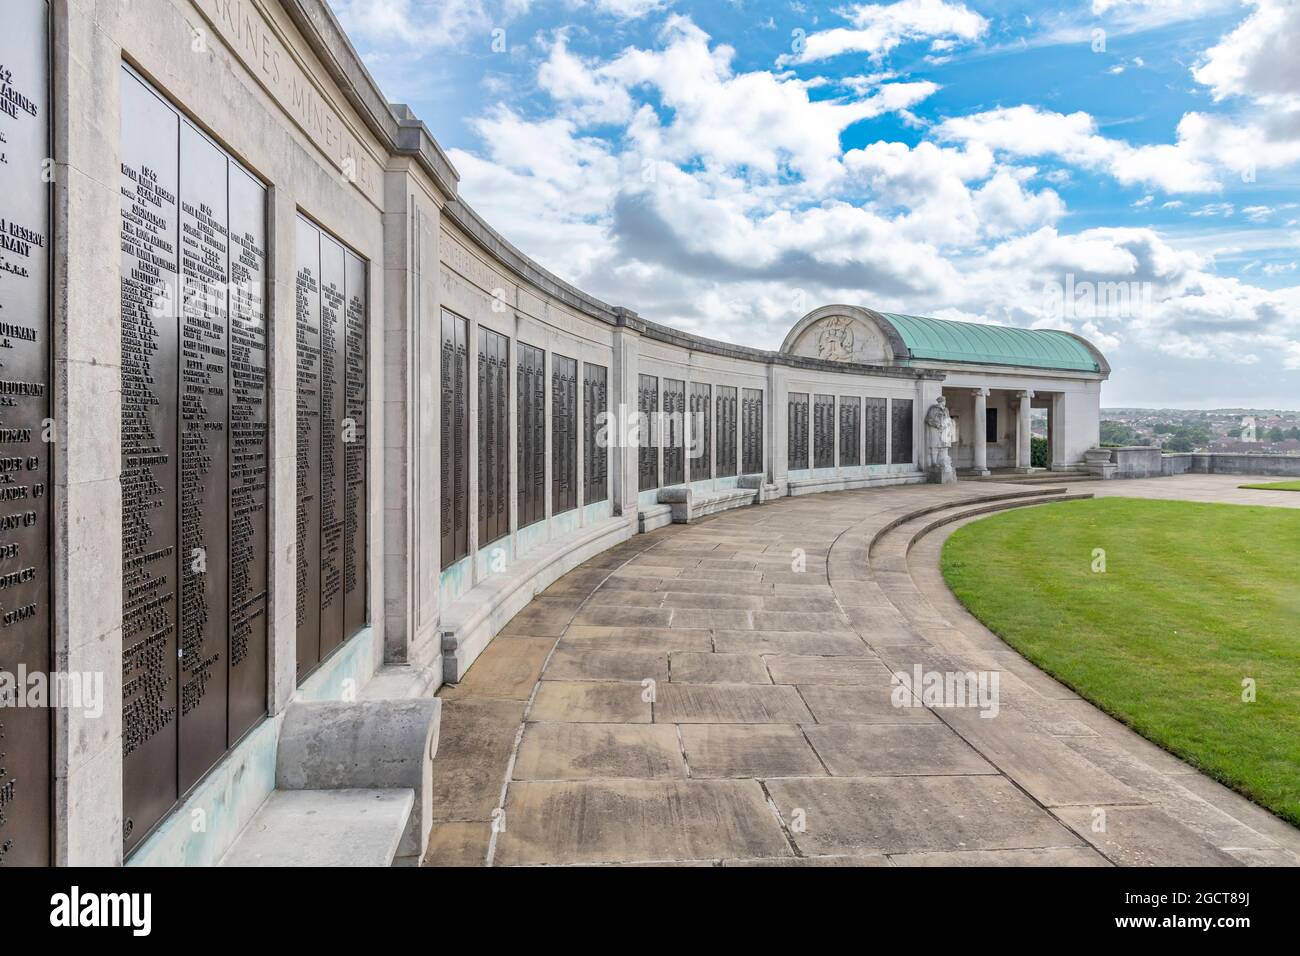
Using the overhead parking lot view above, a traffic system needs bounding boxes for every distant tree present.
[1268,426,1286,442]
[1153,423,1176,434]
[1100,421,1135,446]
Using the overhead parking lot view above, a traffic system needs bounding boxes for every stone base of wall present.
[440,515,637,682]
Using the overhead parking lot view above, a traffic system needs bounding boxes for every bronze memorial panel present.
[120,65,269,853]
[0,0,52,866]
[295,217,369,678]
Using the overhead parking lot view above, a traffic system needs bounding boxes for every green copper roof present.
[877,312,1101,373]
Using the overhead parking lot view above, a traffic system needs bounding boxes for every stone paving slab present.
[543,646,669,683]
[679,724,826,777]
[530,681,652,723]
[765,776,1081,857]
[440,636,555,701]
[713,629,867,656]
[561,625,713,653]
[805,724,997,776]
[1052,805,1244,867]
[514,723,685,780]
[669,651,771,684]
[797,684,938,724]
[655,683,815,723]
[494,779,794,866]
[428,699,526,823]
[765,655,891,686]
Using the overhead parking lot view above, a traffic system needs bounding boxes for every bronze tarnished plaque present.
[343,250,367,644]
[317,234,346,661]
[716,386,737,478]
[839,396,861,467]
[0,0,52,866]
[865,397,887,465]
[295,217,322,678]
[517,344,545,529]
[787,392,809,471]
[121,65,272,853]
[662,379,684,487]
[741,388,762,475]
[120,68,182,855]
[440,310,469,568]
[297,220,369,677]
[177,121,231,791]
[637,374,658,492]
[891,398,914,465]
[478,328,509,546]
[227,166,268,743]
[814,394,835,469]
[583,363,607,505]
[552,354,577,514]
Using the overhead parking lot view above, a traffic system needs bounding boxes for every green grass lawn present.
[1240,480,1300,492]
[941,497,1300,825]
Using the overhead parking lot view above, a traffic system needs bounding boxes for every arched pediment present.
[780,305,909,365]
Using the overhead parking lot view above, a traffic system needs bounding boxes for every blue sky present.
[329,0,1300,408]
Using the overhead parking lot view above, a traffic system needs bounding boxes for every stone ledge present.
[639,503,674,533]
[440,515,636,682]
[787,471,927,497]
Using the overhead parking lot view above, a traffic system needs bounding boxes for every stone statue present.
[925,396,958,484]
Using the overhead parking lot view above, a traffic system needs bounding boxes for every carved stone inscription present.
[0,0,51,867]
[120,66,268,854]
[295,216,368,680]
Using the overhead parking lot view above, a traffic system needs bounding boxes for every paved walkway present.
[423,476,1300,866]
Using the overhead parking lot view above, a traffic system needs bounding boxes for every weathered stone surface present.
[220,789,413,867]
[494,779,793,866]
[724,854,890,867]
[669,652,770,684]
[428,699,525,822]
[423,821,491,867]
[655,683,814,723]
[798,684,936,724]
[765,656,890,686]
[440,636,554,700]
[714,629,867,656]
[765,776,1077,856]
[751,610,847,632]
[680,724,825,778]
[669,608,754,630]
[514,723,685,780]
[660,591,765,610]
[530,680,652,723]
[890,847,1110,867]
[562,625,713,653]
[1053,805,1244,867]
[543,646,669,683]
[572,605,673,628]
[806,724,995,776]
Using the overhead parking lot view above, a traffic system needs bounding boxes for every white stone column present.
[971,388,990,476]
[1016,389,1035,473]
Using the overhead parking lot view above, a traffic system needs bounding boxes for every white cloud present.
[778,0,987,65]
[935,104,1300,194]
[1194,0,1300,108]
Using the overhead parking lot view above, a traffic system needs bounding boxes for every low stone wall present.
[1190,453,1300,477]
[1105,448,1300,480]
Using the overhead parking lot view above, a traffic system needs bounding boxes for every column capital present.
[971,387,990,398]
[1018,389,1035,401]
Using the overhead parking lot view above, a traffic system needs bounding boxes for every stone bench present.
[220,698,441,867]
[657,485,758,523]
